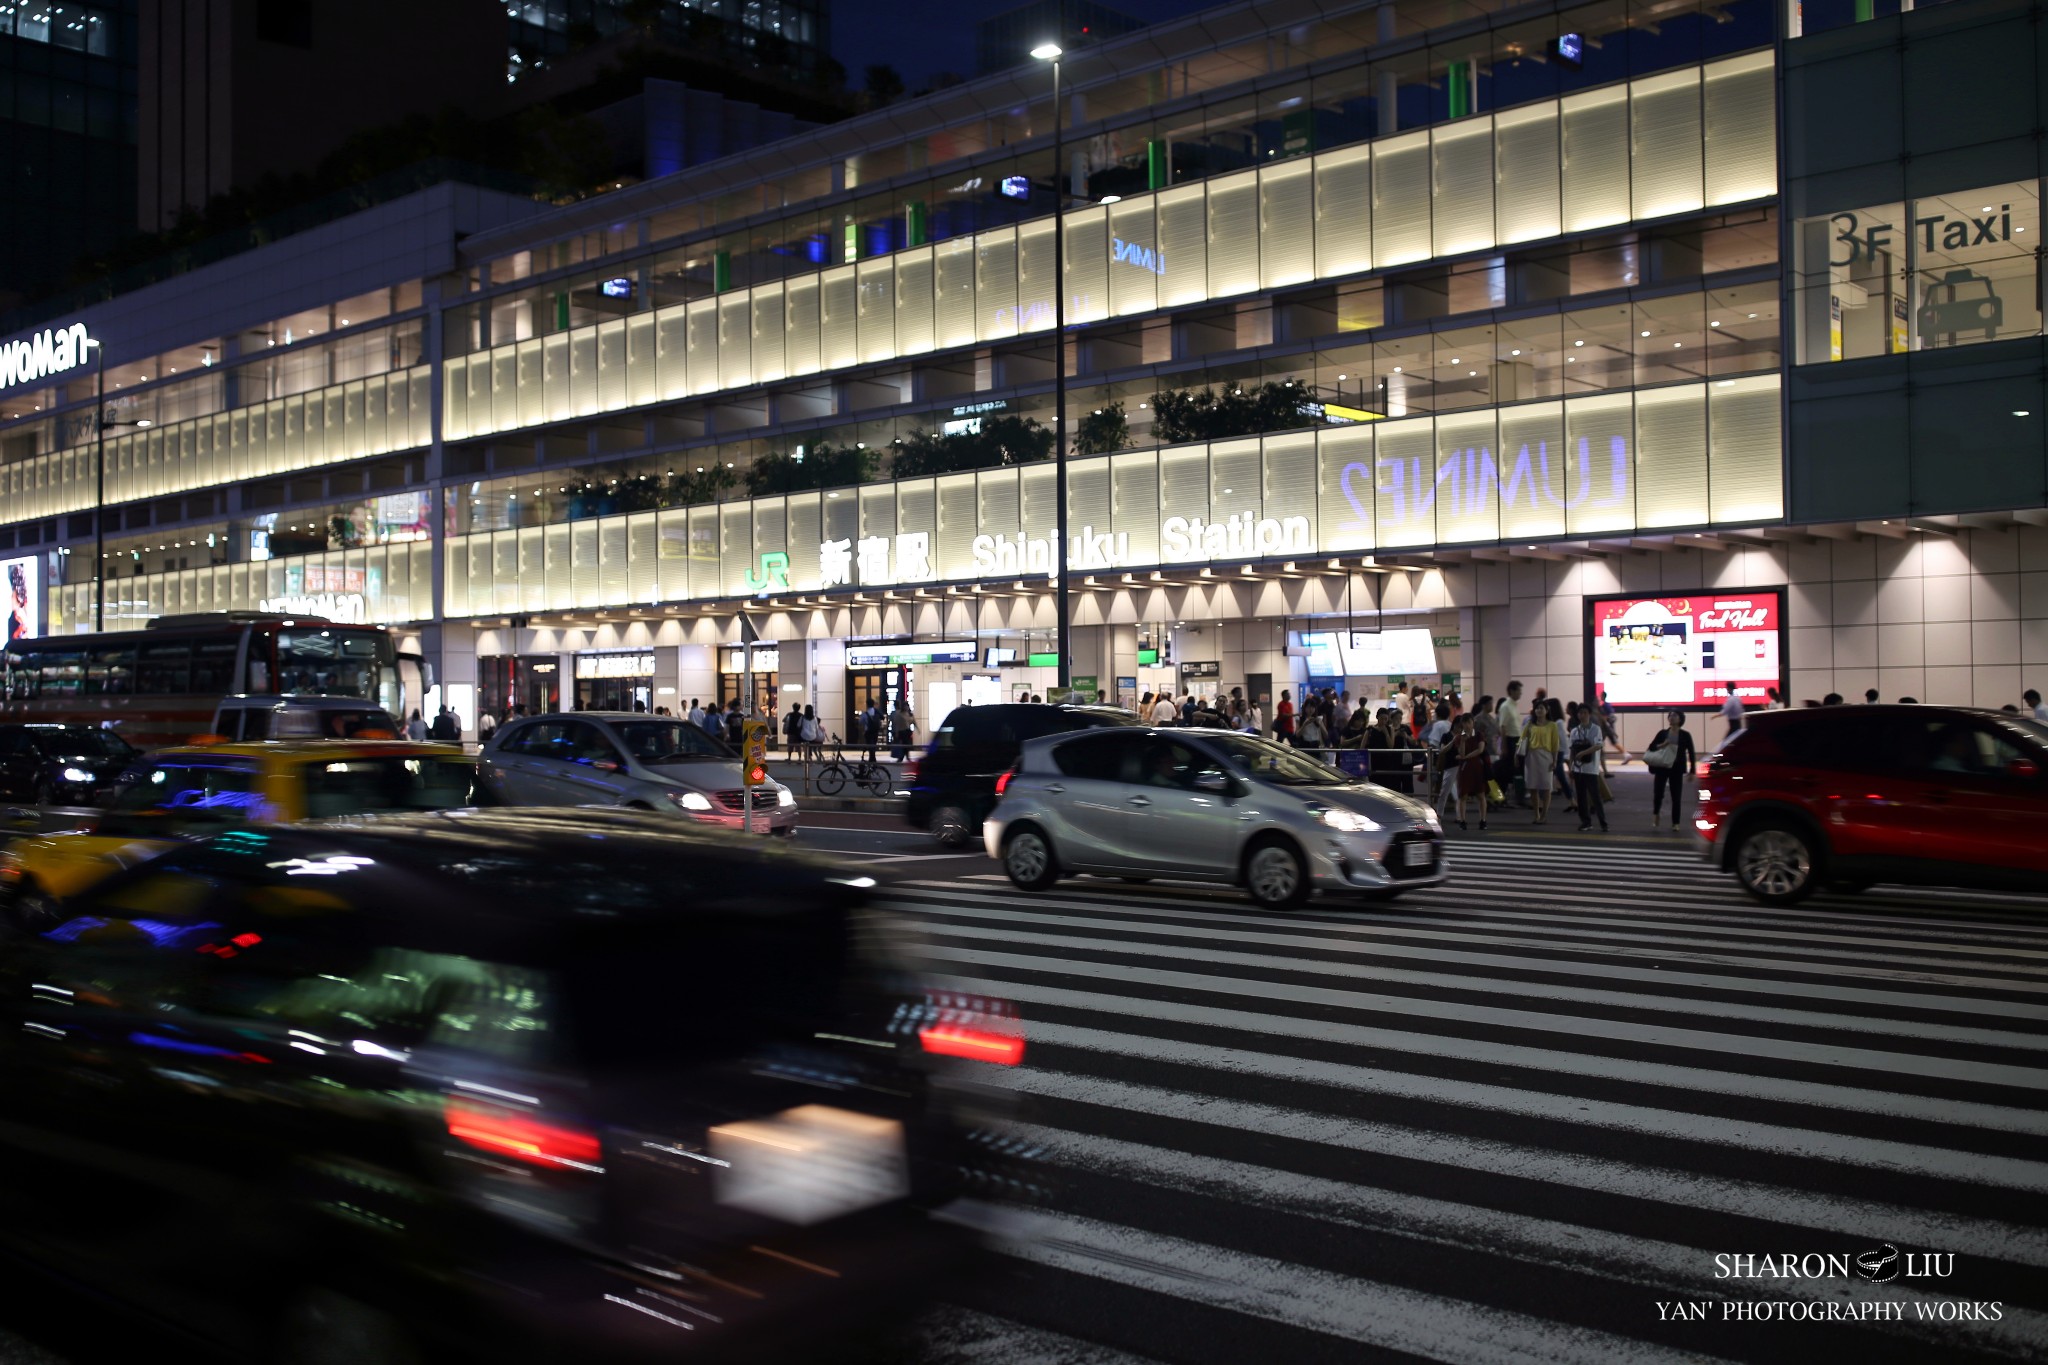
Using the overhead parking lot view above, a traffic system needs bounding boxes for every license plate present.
[1400,843,1435,869]
[708,1105,908,1225]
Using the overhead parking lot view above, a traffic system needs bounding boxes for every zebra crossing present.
[884,841,2048,1365]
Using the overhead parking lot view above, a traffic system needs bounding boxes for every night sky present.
[832,0,1221,90]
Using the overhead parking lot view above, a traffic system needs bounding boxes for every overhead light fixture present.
[1031,41,1062,59]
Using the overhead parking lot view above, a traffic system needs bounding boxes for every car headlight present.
[776,787,796,808]
[1421,809,1442,833]
[60,767,92,784]
[667,790,713,811]
[1313,806,1380,834]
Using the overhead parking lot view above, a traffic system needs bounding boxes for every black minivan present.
[904,703,1136,846]
[0,808,1018,1362]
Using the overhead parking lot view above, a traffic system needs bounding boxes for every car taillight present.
[994,767,1016,796]
[920,1023,1025,1066]
[445,1100,604,1172]
[905,758,920,784]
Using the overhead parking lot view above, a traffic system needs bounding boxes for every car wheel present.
[1244,837,1309,910]
[930,803,974,848]
[274,1287,423,1365]
[1003,826,1059,891]
[1733,822,1819,905]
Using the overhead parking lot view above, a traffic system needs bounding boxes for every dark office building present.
[506,0,830,84]
[976,0,1142,74]
[0,0,138,309]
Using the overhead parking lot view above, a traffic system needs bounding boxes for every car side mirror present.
[1193,770,1231,795]
[2008,759,2040,781]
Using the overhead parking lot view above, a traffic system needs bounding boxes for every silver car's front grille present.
[715,789,777,811]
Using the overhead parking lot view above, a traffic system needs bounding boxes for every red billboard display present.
[1587,590,1785,709]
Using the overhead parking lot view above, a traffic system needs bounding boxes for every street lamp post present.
[1033,40,1070,693]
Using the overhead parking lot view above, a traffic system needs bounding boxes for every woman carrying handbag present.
[1644,709,1697,830]
[1452,715,1490,831]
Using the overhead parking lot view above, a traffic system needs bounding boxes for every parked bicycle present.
[814,737,893,796]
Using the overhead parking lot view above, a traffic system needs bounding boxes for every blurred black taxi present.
[0,808,1024,1363]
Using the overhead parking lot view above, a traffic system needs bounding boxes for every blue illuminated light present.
[999,176,1031,202]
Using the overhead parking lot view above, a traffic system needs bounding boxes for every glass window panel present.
[1631,69,1704,221]
[895,246,936,355]
[1315,425,1375,553]
[935,239,976,349]
[718,294,753,389]
[1158,443,1210,560]
[1433,410,1500,544]
[626,313,658,406]
[543,524,571,610]
[1703,52,1776,206]
[688,506,720,596]
[749,286,787,383]
[719,504,753,595]
[785,275,821,376]
[1108,196,1159,318]
[1708,374,1784,523]
[977,468,1019,564]
[855,260,895,362]
[785,493,821,593]
[1634,383,1709,528]
[1313,144,1372,279]
[1111,450,1160,565]
[1431,120,1495,259]
[570,326,599,417]
[597,319,628,413]
[465,352,493,437]
[820,265,858,366]
[1259,162,1315,290]
[1016,218,1056,333]
[1561,87,1630,232]
[655,510,687,603]
[519,527,545,613]
[542,334,571,422]
[1495,104,1561,245]
[1156,184,1209,308]
[1261,430,1317,540]
[1206,169,1260,299]
[936,472,978,580]
[1564,392,1636,534]
[1063,207,1110,326]
[1373,417,1436,548]
[1497,401,1568,541]
[1371,131,1432,268]
[1209,437,1262,529]
[445,535,470,619]
[685,300,720,396]
[444,356,469,440]
[970,227,1011,339]
[494,531,519,615]
[655,302,690,398]
[600,517,629,606]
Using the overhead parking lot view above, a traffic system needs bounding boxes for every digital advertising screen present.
[1587,590,1785,709]
[2,555,37,642]
[1298,627,1441,678]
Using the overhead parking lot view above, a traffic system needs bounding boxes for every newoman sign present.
[0,323,93,391]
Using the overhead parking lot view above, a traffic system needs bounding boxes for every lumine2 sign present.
[0,323,94,391]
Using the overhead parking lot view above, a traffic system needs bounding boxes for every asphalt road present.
[3,816,2043,1364]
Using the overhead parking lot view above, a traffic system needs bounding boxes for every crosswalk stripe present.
[912,974,2048,1136]
[956,1011,2048,1193]
[910,945,2048,1086]
[885,887,2048,992]
[888,845,2048,1359]
[1014,1123,2048,1356]
[994,1067,2048,1267]
[889,897,2048,1016]
[980,1207,1718,1365]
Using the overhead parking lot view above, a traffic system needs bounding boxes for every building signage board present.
[3,555,39,641]
[0,323,92,391]
[1587,590,1785,708]
[846,641,977,667]
[260,592,367,623]
[1179,661,1220,679]
[576,652,657,679]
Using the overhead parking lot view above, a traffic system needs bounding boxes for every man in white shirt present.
[1332,692,1353,736]
[2026,689,2048,723]
[1150,693,1180,726]
[686,700,705,729]
[1568,708,1609,833]
[1496,680,1525,806]
[1719,689,1746,740]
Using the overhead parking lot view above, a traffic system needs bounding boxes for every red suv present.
[1697,705,2048,904]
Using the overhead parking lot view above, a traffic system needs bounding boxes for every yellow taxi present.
[0,740,475,918]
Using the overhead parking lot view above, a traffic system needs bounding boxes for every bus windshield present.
[273,628,397,709]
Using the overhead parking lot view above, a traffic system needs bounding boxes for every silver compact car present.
[481,711,798,835]
[985,727,1445,908]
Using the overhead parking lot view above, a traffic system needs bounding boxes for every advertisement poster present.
[1589,591,1783,708]
[2,555,37,642]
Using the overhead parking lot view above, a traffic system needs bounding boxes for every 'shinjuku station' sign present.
[0,323,94,391]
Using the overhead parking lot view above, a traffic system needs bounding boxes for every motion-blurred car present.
[905,703,1137,847]
[481,712,798,836]
[1697,704,2048,904]
[0,809,1019,1363]
[211,693,405,741]
[0,740,474,920]
[986,727,1446,908]
[0,723,138,806]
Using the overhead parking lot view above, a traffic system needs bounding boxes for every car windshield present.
[613,720,731,763]
[27,727,134,759]
[1201,733,1350,786]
